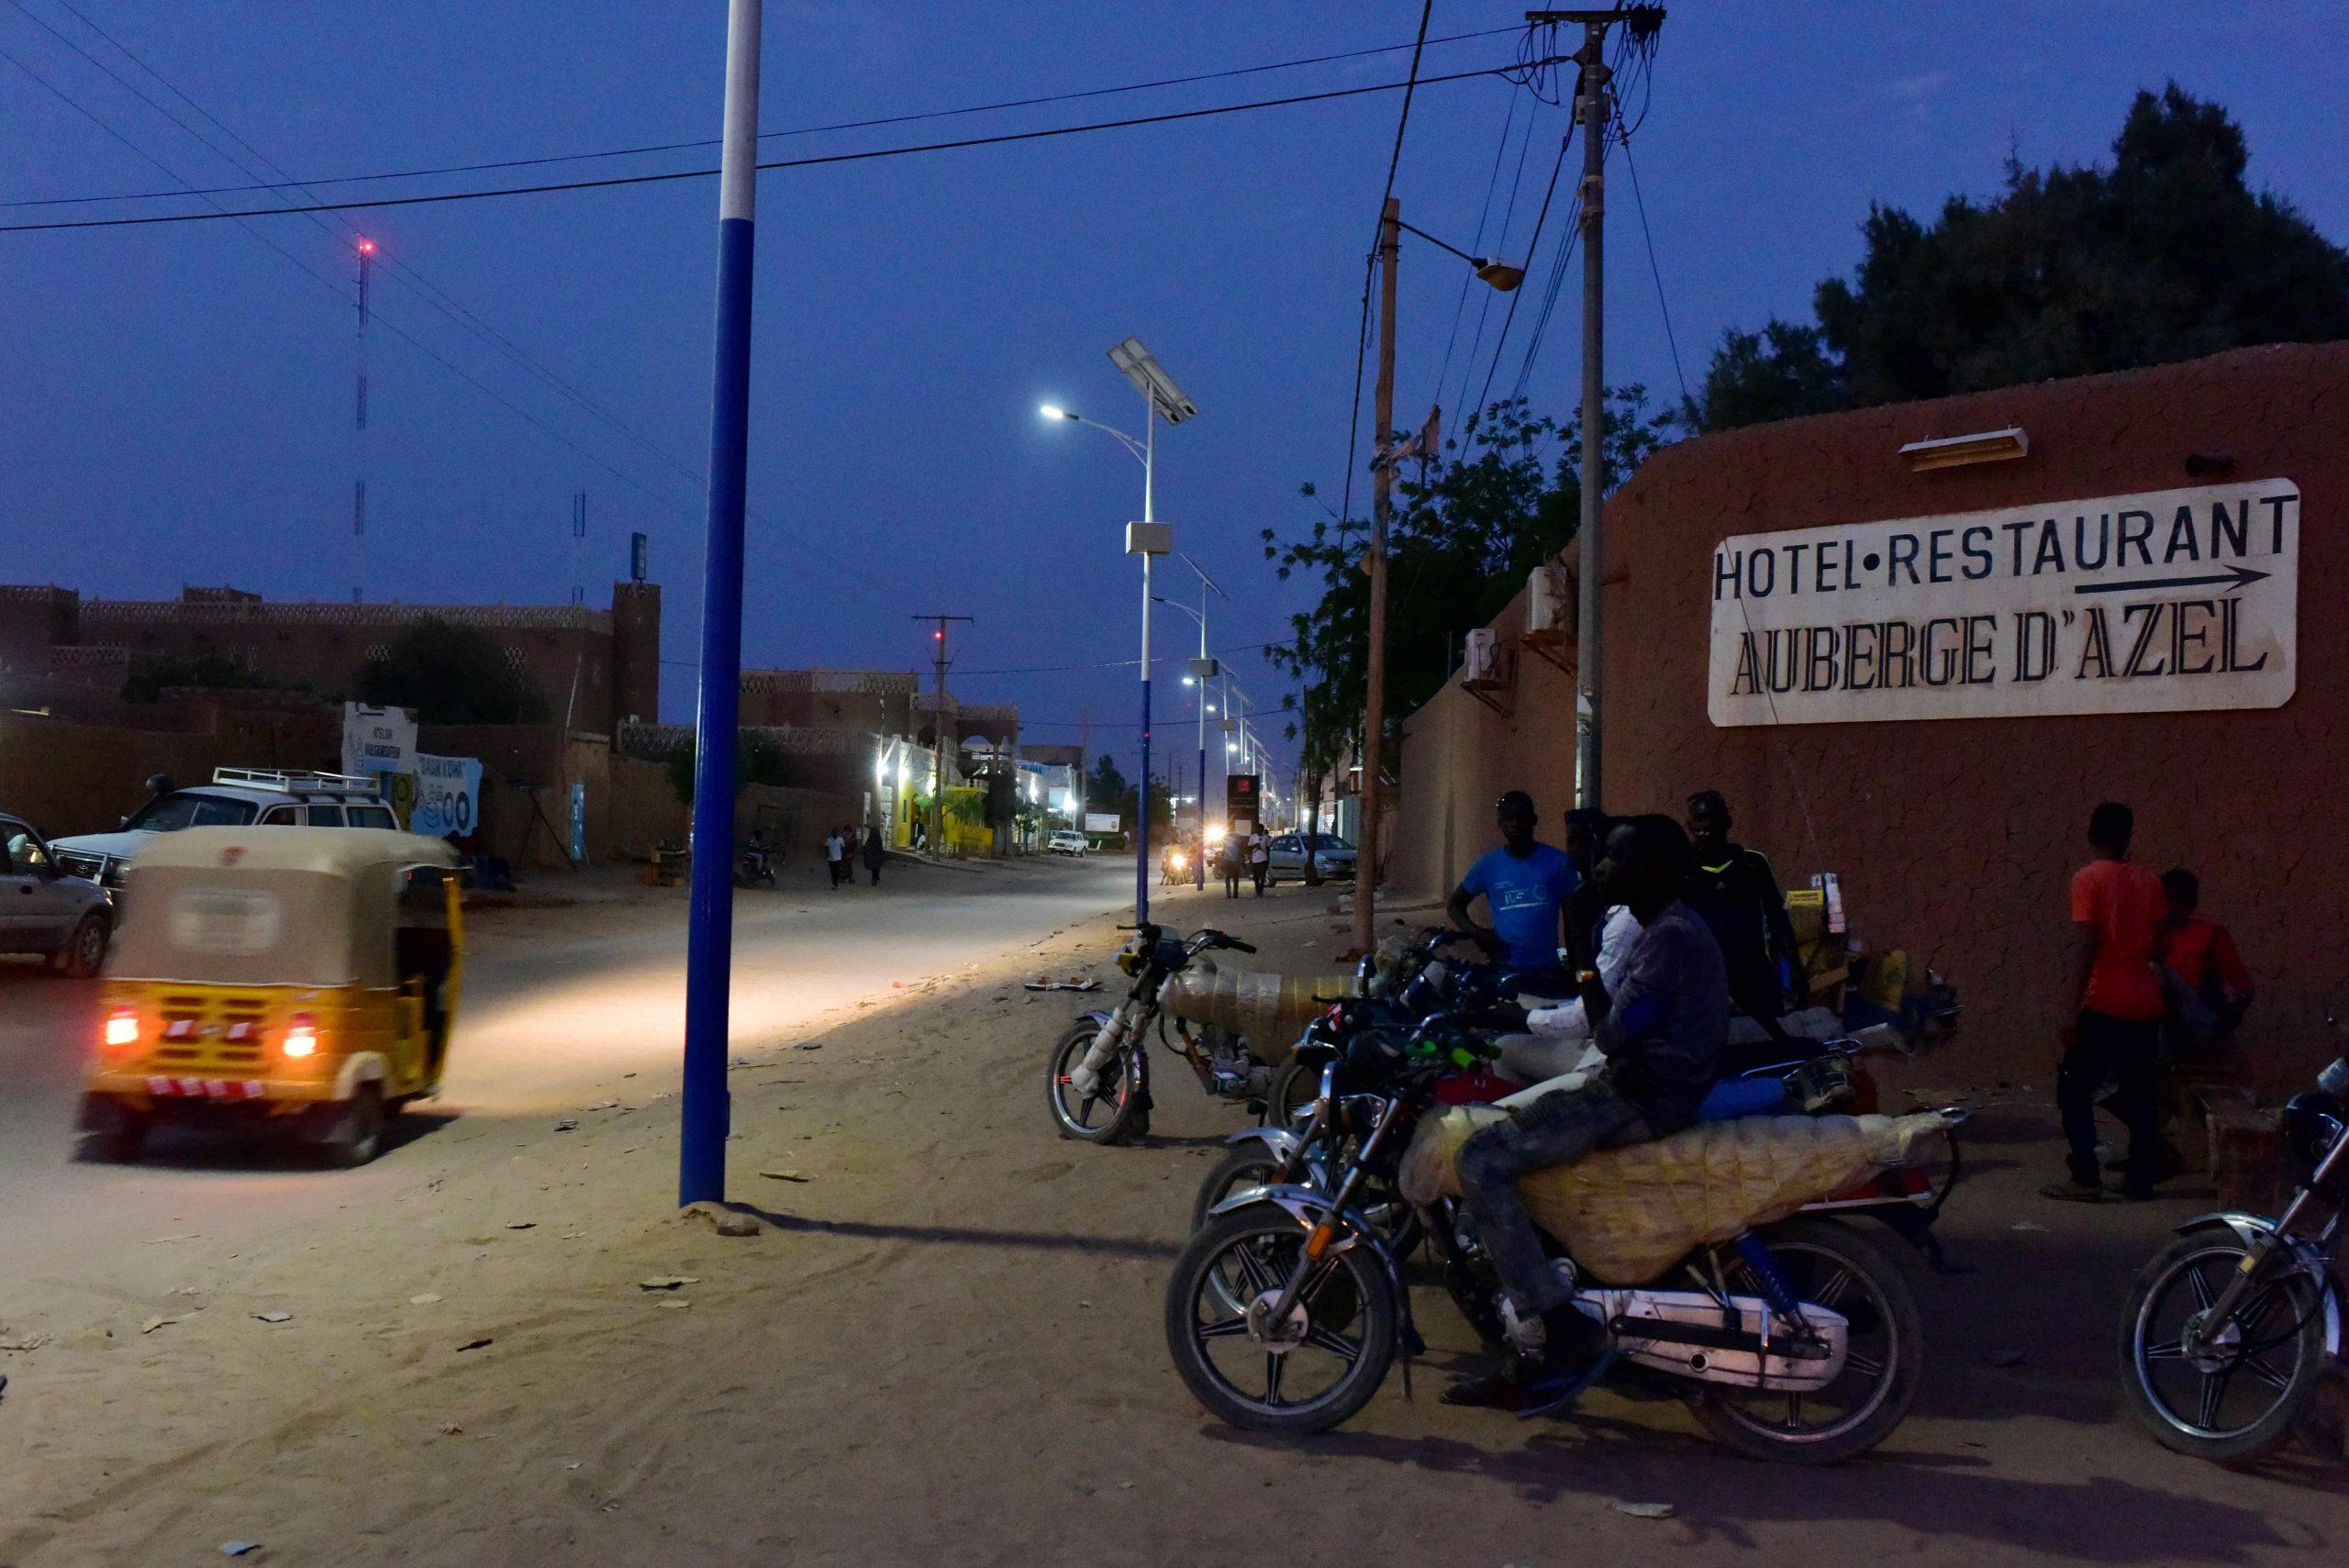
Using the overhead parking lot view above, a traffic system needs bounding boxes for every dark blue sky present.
[6,2,2343,782]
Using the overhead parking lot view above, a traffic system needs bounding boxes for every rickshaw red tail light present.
[282,1013,320,1059]
[103,1007,139,1051]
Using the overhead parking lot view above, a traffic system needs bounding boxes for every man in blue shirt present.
[1447,790,1578,983]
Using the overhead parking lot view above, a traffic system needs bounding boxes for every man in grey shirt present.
[1446,813,1731,1411]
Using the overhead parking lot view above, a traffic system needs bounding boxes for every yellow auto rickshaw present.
[81,827,464,1166]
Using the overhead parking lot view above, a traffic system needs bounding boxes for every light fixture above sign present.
[1898,427,2030,472]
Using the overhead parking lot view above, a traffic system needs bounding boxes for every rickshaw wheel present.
[321,1084,385,1169]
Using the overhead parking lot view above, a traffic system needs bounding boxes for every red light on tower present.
[356,238,375,254]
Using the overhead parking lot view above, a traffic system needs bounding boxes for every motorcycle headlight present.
[2283,1091,2348,1203]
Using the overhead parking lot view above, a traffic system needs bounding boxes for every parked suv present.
[1,812,111,976]
[1046,828,1089,857]
[1264,831,1356,884]
[50,768,401,892]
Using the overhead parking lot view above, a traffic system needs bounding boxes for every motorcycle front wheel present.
[1689,1217,1924,1465]
[1164,1205,1396,1434]
[1044,1019,1148,1144]
[2118,1226,2329,1464]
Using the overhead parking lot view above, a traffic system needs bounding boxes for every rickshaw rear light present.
[104,1007,139,1051]
[282,1013,320,1059]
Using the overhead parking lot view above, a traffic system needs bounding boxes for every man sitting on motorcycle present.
[1445,813,1731,1411]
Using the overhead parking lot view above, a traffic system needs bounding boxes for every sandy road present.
[0,853,1130,1327]
[0,865,2342,1566]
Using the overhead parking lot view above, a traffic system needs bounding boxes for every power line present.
[1466,124,1575,429]
[1452,89,1545,421]
[1431,85,1520,422]
[1617,121,1689,409]
[0,60,1568,236]
[2,25,1524,210]
[8,1,892,596]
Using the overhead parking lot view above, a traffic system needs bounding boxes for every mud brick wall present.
[1395,343,2349,1093]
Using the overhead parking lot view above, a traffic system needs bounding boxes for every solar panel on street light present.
[1108,336,1197,425]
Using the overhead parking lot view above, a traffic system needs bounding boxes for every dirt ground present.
[1,871,2343,1567]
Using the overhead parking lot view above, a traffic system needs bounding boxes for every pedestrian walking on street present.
[1249,826,1270,896]
[824,828,846,889]
[863,824,885,886]
[1221,833,1243,900]
[2044,801,2167,1203]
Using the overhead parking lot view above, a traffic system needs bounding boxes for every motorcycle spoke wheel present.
[1045,1022,1140,1144]
[1163,1207,1395,1435]
[2121,1235,2324,1461]
[1691,1218,1922,1465]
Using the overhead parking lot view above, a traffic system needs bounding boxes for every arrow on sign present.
[2074,563,2272,595]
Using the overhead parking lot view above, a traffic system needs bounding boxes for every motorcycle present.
[1043,924,1259,1144]
[2117,1051,2349,1463]
[733,832,779,889]
[1164,1015,1957,1463]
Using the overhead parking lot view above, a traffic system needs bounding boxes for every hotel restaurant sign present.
[1708,478,2299,727]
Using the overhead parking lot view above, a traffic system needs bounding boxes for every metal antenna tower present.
[353,236,373,603]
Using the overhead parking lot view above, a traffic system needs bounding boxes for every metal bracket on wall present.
[1462,639,1517,718]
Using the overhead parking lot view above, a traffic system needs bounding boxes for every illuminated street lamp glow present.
[1038,404,1070,421]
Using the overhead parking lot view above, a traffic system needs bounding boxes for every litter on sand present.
[758,1169,813,1183]
[220,1543,262,1557]
[505,1221,537,1230]
[251,1311,293,1325]
[139,1316,177,1335]
[1611,1501,1676,1519]
[409,1294,443,1306]
[638,1276,699,1292]
[456,1338,494,1352]
[1024,978,1100,993]
[554,1118,580,1132]
[659,1299,694,1309]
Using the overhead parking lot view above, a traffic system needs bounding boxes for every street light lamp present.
[1038,336,1196,925]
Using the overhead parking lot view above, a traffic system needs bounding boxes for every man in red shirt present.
[2157,868,2255,1050]
[2044,802,2167,1202]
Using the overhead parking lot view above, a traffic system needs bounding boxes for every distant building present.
[0,581,661,736]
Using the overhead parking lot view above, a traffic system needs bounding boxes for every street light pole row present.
[1041,337,1195,928]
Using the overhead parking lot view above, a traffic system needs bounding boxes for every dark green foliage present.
[1263,392,1675,774]
[353,617,549,725]
[1694,85,2349,431]
[120,651,286,704]
[663,729,786,805]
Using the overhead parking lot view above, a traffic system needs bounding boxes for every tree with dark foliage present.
[355,617,548,725]
[1693,85,2349,431]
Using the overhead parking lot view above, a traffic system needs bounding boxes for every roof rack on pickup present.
[210,767,385,797]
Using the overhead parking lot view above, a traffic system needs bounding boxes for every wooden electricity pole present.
[1353,197,1401,960]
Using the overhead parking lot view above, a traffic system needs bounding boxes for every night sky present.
[6,2,2343,786]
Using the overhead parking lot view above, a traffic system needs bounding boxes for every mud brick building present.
[0,581,661,735]
[1395,344,2349,1090]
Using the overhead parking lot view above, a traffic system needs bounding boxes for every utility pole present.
[913,614,972,859]
[1353,195,1400,960]
[1527,5,1662,807]
[679,0,762,1210]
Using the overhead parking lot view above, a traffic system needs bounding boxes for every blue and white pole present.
[1134,398,1154,929]
[680,0,762,1209]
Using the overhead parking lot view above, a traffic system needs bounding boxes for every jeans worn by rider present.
[1456,899,1731,1325]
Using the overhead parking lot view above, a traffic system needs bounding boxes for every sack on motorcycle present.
[1158,959,1355,1062]
[1399,1106,1952,1285]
